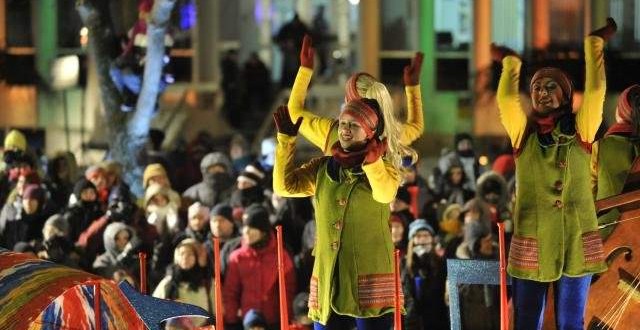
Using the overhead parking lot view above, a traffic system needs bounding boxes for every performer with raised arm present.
[288,35,422,168]
[492,18,616,329]
[272,98,406,329]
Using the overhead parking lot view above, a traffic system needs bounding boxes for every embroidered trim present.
[509,236,539,269]
[582,231,605,263]
[358,273,403,308]
[309,276,319,309]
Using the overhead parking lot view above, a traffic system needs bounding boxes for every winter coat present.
[287,66,424,155]
[92,222,141,279]
[497,36,607,282]
[222,233,296,326]
[273,133,401,324]
[64,201,104,243]
[0,199,52,249]
[401,252,449,330]
[183,152,235,208]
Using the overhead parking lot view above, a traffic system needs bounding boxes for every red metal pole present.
[406,186,419,219]
[213,238,224,330]
[94,282,101,330]
[139,252,147,295]
[497,222,509,330]
[276,226,289,330]
[394,249,402,330]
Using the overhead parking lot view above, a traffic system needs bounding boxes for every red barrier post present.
[276,226,289,330]
[213,238,224,330]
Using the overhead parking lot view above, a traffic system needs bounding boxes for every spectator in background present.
[223,204,296,329]
[38,214,80,268]
[183,152,235,208]
[44,151,77,211]
[389,213,409,258]
[143,163,172,191]
[93,221,141,280]
[65,178,103,242]
[402,219,448,330]
[230,164,266,209]
[274,13,309,88]
[438,203,463,248]
[153,238,214,328]
[221,49,242,128]
[437,133,481,191]
[85,165,110,206]
[174,202,210,244]
[243,52,272,117]
[435,160,474,206]
[229,134,253,175]
[311,6,330,76]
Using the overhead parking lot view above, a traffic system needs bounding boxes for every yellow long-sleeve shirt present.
[288,67,424,155]
[273,133,400,204]
[496,36,606,149]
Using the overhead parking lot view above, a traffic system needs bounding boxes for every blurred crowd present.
[0,125,515,330]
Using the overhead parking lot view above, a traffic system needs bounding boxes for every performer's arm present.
[288,67,334,150]
[496,55,528,148]
[272,133,322,198]
[363,157,401,204]
[400,52,425,145]
[576,36,606,143]
[400,85,424,145]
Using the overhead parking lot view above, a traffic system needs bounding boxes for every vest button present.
[554,200,564,208]
[331,241,339,250]
[558,136,568,144]
[554,180,563,191]
[334,221,342,230]
[557,161,567,169]
[337,198,347,206]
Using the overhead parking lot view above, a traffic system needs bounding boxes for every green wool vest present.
[509,128,607,282]
[595,135,640,239]
[309,159,398,324]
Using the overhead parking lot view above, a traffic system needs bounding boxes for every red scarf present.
[606,122,634,137]
[533,111,564,134]
[331,142,366,168]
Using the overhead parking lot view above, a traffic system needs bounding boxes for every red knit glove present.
[273,105,303,136]
[300,34,315,69]
[490,43,519,62]
[589,17,617,41]
[363,138,388,164]
[403,52,424,86]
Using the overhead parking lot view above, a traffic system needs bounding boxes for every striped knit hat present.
[340,98,381,139]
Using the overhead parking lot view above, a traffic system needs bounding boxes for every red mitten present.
[403,52,424,86]
[490,43,519,62]
[363,138,388,164]
[300,35,315,69]
[273,105,303,136]
[589,17,617,41]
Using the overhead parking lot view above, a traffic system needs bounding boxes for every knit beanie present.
[23,184,45,204]
[143,163,168,188]
[340,98,381,139]
[616,84,640,124]
[530,67,573,105]
[211,203,233,221]
[242,204,271,233]
[188,202,210,220]
[73,178,97,199]
[4,129,27,151]
[237,163,266,187]
[345,72,375,102]
[408,219,435,239]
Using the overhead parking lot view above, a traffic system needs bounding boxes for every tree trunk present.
[77,0,176,197]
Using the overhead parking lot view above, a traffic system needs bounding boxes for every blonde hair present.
[356,76,418,172]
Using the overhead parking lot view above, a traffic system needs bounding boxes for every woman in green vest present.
[592,84,640,238]
[491,18,616,330]
[272,97,406,329]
